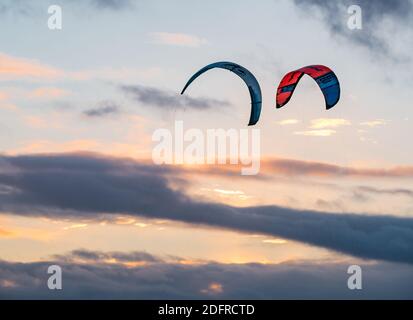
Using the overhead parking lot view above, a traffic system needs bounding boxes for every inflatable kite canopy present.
[181,61,262,126]
[276,65,340,109]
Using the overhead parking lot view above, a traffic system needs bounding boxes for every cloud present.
[356,186,413,199]
[290,119,350,137]
[276,119,300,125]
[0,0,33,16]
[0,91,7,101]
[121,84,230,110]
[0,52,62,80]
[262,238,288,245]
[201,282,223,295]
[0,251,412,299]
[150,32,208,47]
[8,139,102,155]
[360,119,387,127]
[83,101,120,118]
[0,227,14,237]
[62,223,88,230]
[28,87,69,99]
[310,118,351,129]
[1,153,413,264]
[259,158,413,178]
[0,52,160,83]
[292,0,413,58]
[87,0,133,10]
[294,129,336,136]
[0,0,134,15]
[54,249,161,264]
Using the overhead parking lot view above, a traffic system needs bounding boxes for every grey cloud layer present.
[88,0,133,10]
[83,101,120,118]
[121,85,230,110]
[1,153,413,264]
[293,0,413,57]
[178,158,413,179]
[54,249,162,263]
[0,0,134,15]
[1,250,412,299]
[261,158,413,178]
[356,186,413,198]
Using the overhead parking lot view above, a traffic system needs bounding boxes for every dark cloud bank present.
[1,153,413,265]
[1,249,412,299]
[0,0,135,16]
[293,0,413,58]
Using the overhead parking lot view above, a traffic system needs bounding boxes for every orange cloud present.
[259,158,413,178]
[28,87,69,99]
[0,280,17,288]
[0,228,15,237]
[0,91,8,101]
[150,32,208,47]
[0,52,62,80]
[9,139,101,154]
[168,157,413,179]
[24,115,64,129]
[201,282,223,295]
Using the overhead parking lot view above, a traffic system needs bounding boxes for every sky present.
[0,0,413,299]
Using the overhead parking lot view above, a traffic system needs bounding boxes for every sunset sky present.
[1,0,413,299]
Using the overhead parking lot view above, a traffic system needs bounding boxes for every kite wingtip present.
[180,85,189,95]
[326,102,338,110]
[247,119,257,126]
